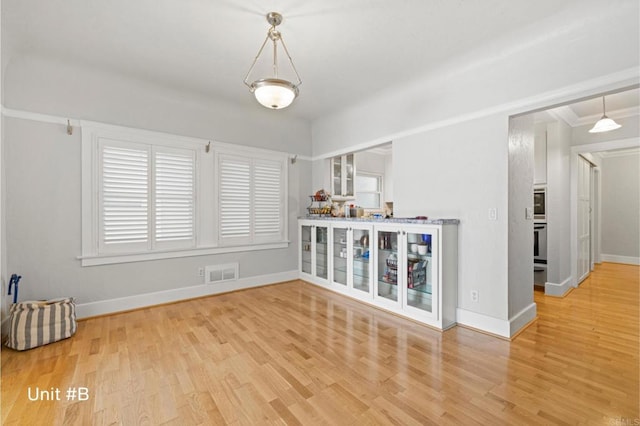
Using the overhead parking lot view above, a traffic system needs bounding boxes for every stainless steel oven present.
[534,223,547,264]
[534,188,546,221]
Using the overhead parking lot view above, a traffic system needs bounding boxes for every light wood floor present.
[2,262,638,425]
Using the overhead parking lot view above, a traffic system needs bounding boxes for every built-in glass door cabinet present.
[374,224,456,329]
[331,223,373,299]
[299,221,329,284]
[299,218,458,330]
[331,154,355,199]
[403,228,438,322]
[374,227,401,309]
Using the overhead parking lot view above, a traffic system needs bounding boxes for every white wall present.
[384,152,393,203]
[0,0,7,333]
[546,120,572,285]
[2,51,313,315]
[507,114,535,325]
[309,1,638,336]
[600,152,640,261]
[356,151,385,175]
[3,118,311,308]
[5,54,312,156]
[394,114,509,320]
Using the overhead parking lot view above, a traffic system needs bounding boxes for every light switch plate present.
[488,208,497,221]
[525,207,533,220]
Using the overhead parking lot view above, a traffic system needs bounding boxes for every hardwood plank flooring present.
[2,262,638,425]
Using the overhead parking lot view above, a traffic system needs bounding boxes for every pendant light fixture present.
[589,96,622,133]
[244,12,302,110]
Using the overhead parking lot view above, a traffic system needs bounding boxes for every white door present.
[577,156,592,284]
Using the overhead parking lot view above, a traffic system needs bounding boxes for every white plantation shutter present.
[100,144,149,251]
[219,156,251,241]
[254,160,283,240]
[154,149,195,246]
[218,153,286,245]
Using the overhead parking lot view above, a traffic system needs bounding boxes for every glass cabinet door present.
[332,227,348,287]
[405,232,433,313]
[376,230,399,302]
[315,226,328,280]
[332,156,342,196]
[345,153,354,196]
[301,225,312,275]
[352,228,371,293]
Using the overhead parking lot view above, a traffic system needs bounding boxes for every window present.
[97,140,196,254]
[218,153,286,246]
[355,172,382,209]
[81,123,289,265]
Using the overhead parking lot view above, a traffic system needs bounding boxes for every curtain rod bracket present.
[206,141,211,153]
[66,120,73,135]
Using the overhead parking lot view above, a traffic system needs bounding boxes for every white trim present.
[1,106,81,127]
[1,107,308,159]
[601,254,640,266]
[599,147,640,158]
[544,276,573,297]
[570,137,640,287]
[509,303,537,336]
[75,270,298,319]
[456,304,537,338]
[78,242,290,266]
[547,105,640,128]
[573,106,640,127]
[456,308,511,338]
[3,68,638,163]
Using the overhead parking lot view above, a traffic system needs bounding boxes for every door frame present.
[570,137,639,287]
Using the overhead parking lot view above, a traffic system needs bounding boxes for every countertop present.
[299,216,460,225]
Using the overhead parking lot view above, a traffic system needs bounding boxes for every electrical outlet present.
[198,267,205,277]
[488,208,497,221]
[471,290,479,302]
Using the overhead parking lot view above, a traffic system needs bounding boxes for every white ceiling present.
[2,0,638,121]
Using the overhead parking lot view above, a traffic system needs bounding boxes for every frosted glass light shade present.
[588,116,622,133]
[251,79,299,109]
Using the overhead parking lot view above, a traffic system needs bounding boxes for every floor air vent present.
[204,263,239,284]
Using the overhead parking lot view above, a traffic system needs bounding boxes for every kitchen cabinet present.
[299,220,330,284]
[331,223,373,300]
[331,154,355,199]
[299,218,458,330]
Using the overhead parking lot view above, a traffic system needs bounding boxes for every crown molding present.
[573,105,640,127]
[599,146,640,158]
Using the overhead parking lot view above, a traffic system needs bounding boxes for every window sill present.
[78,242,290,266]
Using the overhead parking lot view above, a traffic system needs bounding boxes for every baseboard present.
[545,276,573,297]
[76,270,298,319]
[456,308,510,338]
[457,303,537,339]
[509,303,537,337]
[601,254,640,266]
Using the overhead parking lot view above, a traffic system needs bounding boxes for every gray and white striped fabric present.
[5,298,77,351]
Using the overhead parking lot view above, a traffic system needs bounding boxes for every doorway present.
[577,155,594,284]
